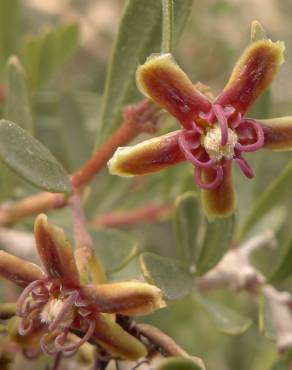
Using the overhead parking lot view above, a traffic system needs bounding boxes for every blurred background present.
[1,1,292,369]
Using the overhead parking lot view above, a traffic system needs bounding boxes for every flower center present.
[202,124,238,161]
[40,298,73,328]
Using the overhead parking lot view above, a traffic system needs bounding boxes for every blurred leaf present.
[4,56,33,133]
[22,23,79,90]
[97,0,192,145]
[174,192,200,264]
[0,0,20,71]
[58,94,92,170]
[157,357,204,370]
[196,214,235,276]
[248,89,271,119]
[194,293,252,335]
[258,292,276,341]
[0,119,72,193]
[269,237,292,283]
[139,252,193,299]
[90,227,137,274]
[269,360,290,370]
[240,160,292,238]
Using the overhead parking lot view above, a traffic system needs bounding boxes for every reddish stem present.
[0,100,160,225]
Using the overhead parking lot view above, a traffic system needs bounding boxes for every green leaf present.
[90,227,138,274]
[196,214,235,276]
[139,252,193,299]
[22,23,79,90]
[0,0,20,71]
[0,120,72,193]
[97,0,192,145]
[174,192,200,264]
[194,293,252,335]
[269,237,292,283]
[157,357,204,370]
[4,56,33,133]
[240,160,292,238]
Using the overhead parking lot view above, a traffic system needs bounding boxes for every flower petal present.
[34,214,80,289]
[0,250,45,287]
[108,130,185,177]
[81,282,166,316]
[92,313,147,360]
[215,39,285,114]
[137,54,212,129]
[201,163,236,219]
[259,117,292,150]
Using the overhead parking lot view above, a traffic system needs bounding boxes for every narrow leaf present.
[139,252,193,299]
[258,292,276,341]
[240,160,292,238]
[269,238,292,283]
[0,120,72,193]
[194,294,252,335]
[4,56,33,133]
[90,228,138,274]
[174,192,200,264]
[97,0,192,145]
[158,357,204,370]
[196,214,235,276]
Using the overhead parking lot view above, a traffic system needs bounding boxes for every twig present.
[0,100,160,226]
[92,203,172,228]
[69,194,106,284]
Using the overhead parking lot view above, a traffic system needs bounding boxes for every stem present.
[161,0,174,54]
[92,203,172,228]
[0,100,160,226]
[69,194,106,284]
[52,353,62,370]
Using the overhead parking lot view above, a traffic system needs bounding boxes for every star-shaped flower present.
[0,214,165,360]
[108,29,292,219]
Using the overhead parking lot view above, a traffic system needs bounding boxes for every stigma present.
[40,298,74,328]
[202,124,238,162]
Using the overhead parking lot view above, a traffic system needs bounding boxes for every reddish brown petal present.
[81,282,166,316]
[34,214,79,289]
[0,250,45,287]
[92,313,147,360]
[201,163,236,219]
[259,117,292,150]
[137,54,212,129]
[108,130,185,177]
[215,39,285,114]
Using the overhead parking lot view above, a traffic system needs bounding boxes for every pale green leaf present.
[196,214,235,276]
[4,56,33,133]
[240,160,292,238]
[90,227,138,274]
[194,293,252,335]
[158,357,204,370]
[258,292,276,341]
[174,192,200,264]
[97,0,192,145]
[0,120,72,193]
[139,252,193,299]
[269,237,292,283]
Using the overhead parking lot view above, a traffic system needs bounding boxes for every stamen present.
[48,291,78,331]
[213,104,229,145]
[40,333,59,356]
[16,280,46,317]
[19,316,34,336]
[178,131,214,168]
[235,156,254,178]
[54,319,96,353]
[195,166,224,190]
[235,119,264,152]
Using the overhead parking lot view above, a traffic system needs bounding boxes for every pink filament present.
[54,319,96,353]
[16,280,47,317]
[235,119,264,152]
[195,166,224,190]
[178,131,214,168]
[235,156,254,178]
[213,104,229,145]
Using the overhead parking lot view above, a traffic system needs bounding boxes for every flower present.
[108,27,292,219]
[0,214,165,360]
